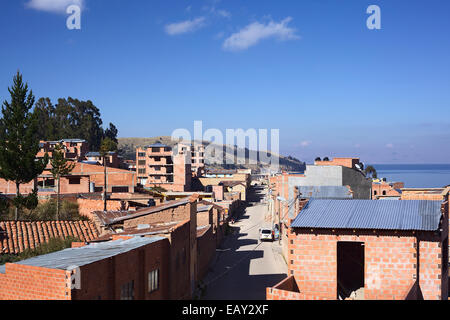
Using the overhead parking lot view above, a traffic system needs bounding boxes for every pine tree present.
[50,144,75,220]
[0,72,49,220]
[99,137,118,211]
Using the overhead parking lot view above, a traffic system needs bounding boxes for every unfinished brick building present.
[267,199,449,300]
[0,236,169,300]
[92,195,199,297]
[136,142,191,192]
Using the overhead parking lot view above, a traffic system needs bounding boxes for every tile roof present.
[0,221,99,254]
[291,199,444,231]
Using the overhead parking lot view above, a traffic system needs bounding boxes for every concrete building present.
[136,143,191,192]
[267,199,449,300]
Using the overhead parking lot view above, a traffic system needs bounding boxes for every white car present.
[259,228,273,241]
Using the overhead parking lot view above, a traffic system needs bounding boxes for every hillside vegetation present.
[118,137,305,173]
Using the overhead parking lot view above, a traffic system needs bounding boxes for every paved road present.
[201,185,288,300]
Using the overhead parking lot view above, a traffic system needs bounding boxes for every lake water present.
[370,164,450,188]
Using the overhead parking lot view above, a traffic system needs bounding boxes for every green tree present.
[100,137,118,211]
[0,72,49,220]
[105,123,118,144]
[364,165,378,179]
[50,144,76,220]
[34,97,118,151]
[33,97,58,141]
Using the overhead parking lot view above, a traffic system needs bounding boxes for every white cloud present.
[386,143,394,149]
[165,17,206,35]
[223,17,300,51]
[300,140,311,147]
[217,9,231,18]
[26,0,84,14]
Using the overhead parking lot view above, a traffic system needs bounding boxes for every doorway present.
[337,241,365,300]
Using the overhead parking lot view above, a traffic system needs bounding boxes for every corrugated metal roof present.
[291,199,443,231]
[297,186,353,199]
[0,236,165,273]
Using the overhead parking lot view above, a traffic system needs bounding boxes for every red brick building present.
[91,220,192,300]
[37,139,89,161]
[0,236,169,300]
[267,199,449,300]
[0,162,137,196]
[92,195,199,297]
[136,143,191,192]
[372,180,404,199]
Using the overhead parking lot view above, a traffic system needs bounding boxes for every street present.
[201,184,288,300]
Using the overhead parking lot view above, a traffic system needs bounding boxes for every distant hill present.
[118,136,306,173]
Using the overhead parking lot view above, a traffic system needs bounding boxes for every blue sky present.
[0,0,449,164]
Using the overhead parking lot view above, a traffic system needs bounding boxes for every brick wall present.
[197,226,215,281]
[0,237,171,300]
[77,199,127,220]
[266,276,327,300]
[0,264,71,300]
[315,158,359,169]
[285,225,447,300]
[165,221,192,299]
[372,182,402,199]
[71,237,170,300]
[197,209,212,228]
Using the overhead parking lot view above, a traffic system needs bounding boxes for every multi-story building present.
[176,142,205,176]
[136,143,191,192]
[37,139,89,161]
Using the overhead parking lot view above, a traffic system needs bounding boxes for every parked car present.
[259,228,273,241]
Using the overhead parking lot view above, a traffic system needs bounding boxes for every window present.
[112,186,129,193]
[138,152,146,157]
[68,177,81,185]
[148,269,159,293]
[155,166,161,171]
[138,160,146,166]
[154,157,161,161]
[138,168,146,174]
[373,190,377,195]
[120,280,134,300]
[382,190,386,195]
